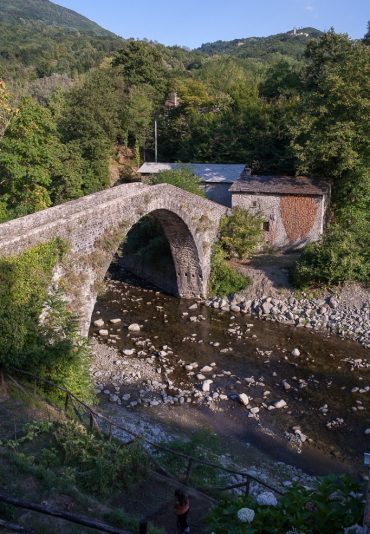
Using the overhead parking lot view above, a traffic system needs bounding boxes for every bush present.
[292,221,370,288]
[208,244,249,297]
[150,167,205,197]
[157,429,224,489]
[0,239,94,403]
[219,207,263,260]
[208,475,364,534]
[54,420,149,495]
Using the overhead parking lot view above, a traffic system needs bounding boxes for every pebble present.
[274,400,287,409]
[94,319,105,327]
[128,323,141,332]
[99,329,109,336]
[239,393,250,407]
[202,380,213,393]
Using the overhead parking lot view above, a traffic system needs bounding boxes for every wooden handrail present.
[8,368,284,496]
[0,492,133,534]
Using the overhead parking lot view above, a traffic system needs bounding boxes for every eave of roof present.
[229,175,330,196]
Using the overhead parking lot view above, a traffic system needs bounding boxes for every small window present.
[263,221,270,232]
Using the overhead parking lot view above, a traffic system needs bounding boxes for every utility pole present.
[154,120,158,163]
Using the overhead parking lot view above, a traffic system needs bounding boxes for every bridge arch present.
[0,183,227,335]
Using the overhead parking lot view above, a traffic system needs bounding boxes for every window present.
[263,221,270,232]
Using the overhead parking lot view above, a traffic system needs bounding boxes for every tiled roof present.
[229,175,330,196]
[138,163,246,183]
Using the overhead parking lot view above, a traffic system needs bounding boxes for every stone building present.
[138,162,246,207]
[230,172,330,250]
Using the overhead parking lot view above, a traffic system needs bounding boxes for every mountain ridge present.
[0,0,116,36]
[197,27,323,59]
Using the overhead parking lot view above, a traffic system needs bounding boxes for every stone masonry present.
[0,183,226,335]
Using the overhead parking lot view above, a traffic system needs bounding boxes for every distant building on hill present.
[230,170,330,249]
[138,162,246,207]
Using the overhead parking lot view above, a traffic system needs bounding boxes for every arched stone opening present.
[105,208,204,299]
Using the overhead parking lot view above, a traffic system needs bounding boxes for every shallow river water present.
[90,271,370,478]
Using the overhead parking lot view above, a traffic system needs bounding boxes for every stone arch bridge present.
[0,183,226,334]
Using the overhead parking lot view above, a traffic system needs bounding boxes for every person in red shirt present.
[174,489,190,534]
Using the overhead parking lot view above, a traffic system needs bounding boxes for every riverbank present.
[207,254,370,348]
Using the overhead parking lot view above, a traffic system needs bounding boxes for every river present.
[89,269,370,480]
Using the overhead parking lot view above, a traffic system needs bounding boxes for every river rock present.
[250,407,260,414]
[262,302,273,315]
[256,492,278,506]
[202,380,213,393]
[123,349,135,356]
[274,399,287,409]
[94,319,105,327]
[110,318,121,324]
[239,393,250,407]
[200,365,213,373]
[197,374,206,381]
[188,303,198,311]
[128,323,141,332]
[291,348,300,357]
[99,329,109,336]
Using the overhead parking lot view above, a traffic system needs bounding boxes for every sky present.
[54,0,369,48]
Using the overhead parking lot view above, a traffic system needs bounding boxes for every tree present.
[112,40,167,93]
[0,97,59,217]
[291,31,370,180]
[0,80,12,138]
[219,208,263,260]
[150,168,205,197]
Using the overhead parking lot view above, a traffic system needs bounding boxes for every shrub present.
[150,167,205,197]
[208,244,249,297]
[0,239,94,402]
[219,207,264,260]
[54,420,149,495]
[292,220,370,288]
[208,475,364,534]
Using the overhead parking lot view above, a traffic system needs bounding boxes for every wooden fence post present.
[64,393,70,413]
[185,457,193,484]
[244,476,250,495]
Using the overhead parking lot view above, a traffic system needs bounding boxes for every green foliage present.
[219,208,264,260]
[291,31,370,179]
[0,80,13,137]
[150,167,205,197]
[112,40,167,93]
[208,475,363,533]
[198,28,323,60]
[209,244,249,297]
[54,420,149,495]
[2,419,149,497]
[0,0,115,35]
[0,239,65,368]
[157,430,224,489]
[0,240,94,402]
[292,220,370,288]
[0,97,58,217]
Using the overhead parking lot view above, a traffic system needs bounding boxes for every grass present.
[0,380,165,534]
